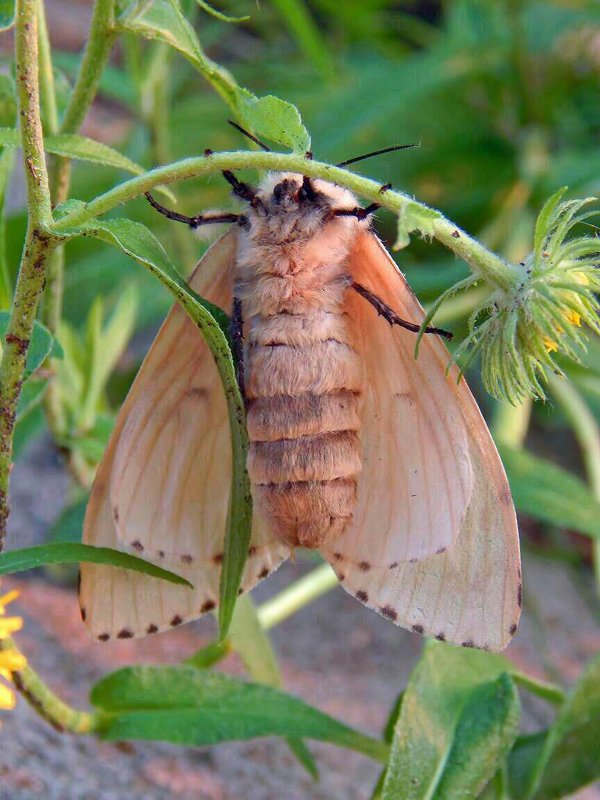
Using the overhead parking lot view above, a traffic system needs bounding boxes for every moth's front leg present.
[231,296,246,400]
[351,282,452,340]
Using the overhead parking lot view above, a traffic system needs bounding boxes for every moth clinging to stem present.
[80,126,521,651]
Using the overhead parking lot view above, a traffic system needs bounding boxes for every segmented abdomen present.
[244,299,363,549]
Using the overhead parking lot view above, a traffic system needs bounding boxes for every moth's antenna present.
[336,143,419,168]
[227,120,271,152]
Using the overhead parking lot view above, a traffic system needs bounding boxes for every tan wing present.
[80,231,289,641]
[321,231,521,651]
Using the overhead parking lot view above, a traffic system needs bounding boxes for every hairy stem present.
[0,0,57,550]
[0,637,97,733]
[50,150,515,288]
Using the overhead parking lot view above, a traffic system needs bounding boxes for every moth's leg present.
[352,282,453,340]
[145,193,240,228]
[231,296,246,400]
[333,203,380,220]
[203,148,265,211]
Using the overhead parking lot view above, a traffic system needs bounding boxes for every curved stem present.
[0,0,57,550]
[257,563,338,630]
[50,150,515,287]
[0,636,97,733]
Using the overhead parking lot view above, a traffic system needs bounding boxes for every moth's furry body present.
[237,175,367,548]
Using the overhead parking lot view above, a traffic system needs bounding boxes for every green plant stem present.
[510,670,565,706]
[43,0,116,449]
[0,636,97,733]
[491,398,532,448]
[0,0,57,550]
[257,563,339,630]
[36,0,58,135]
[548,374,600,585]
[50,150,515,287]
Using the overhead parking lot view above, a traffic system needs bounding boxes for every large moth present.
[80,147,521,651]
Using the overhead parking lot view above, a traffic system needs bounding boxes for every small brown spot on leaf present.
[358,561,371,572]
[380,605,398,621]
[131,540,143,553]
[412,624,424,634]
[147,624,158,634]
[201,600,216,613]
[356,590,368,602]
[117,629,134,639]
[170,615,183,627]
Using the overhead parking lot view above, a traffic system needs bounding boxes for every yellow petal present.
[0,681,16,710]
[574,271,590,286]
[563,309,581,327]
[0,590,20,610]
[0,651,26,671]
[0,617,23,638]
[544,337,559,353]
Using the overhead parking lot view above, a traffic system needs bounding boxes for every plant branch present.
[50,150,515,286]
[257,563,339,630]
[36,0,58,135]
[0,636,97,733]
[0,0,58,550]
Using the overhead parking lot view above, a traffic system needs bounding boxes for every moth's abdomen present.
[246,312,363,549]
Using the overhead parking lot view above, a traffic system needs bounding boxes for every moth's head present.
[256,172,358,217]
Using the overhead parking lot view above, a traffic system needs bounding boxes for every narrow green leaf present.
[382,642,520,800]
[508,654,600,800]
[395,200,441,250]
[91,666,388,762]
[56,211,250,639]
[0,128,175,201]
[0,313,62,379]
[499,445,600,539]
[270,0,333,77]
[0,543,192,586]
[0,147,15,308]
[533,187,568,257]
[228,595,318,778]
[0,0,15,31]
[237,90,311,152]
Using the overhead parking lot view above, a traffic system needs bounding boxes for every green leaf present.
[16,378,48,422]
[228,595,318,778]
[91,665,388,762]
[508,654,600,800]
[394,200,441,250]
[0,0,15,31]
[237,90,311,152]
[0,313,62,379]
[0,128,175,201]
[0,543,192,586]
[118,0,239,108]
[382,642,520,800]
[0,147,15,308]
[194,0,249,23]
[57,210,250,639]
[499,445,600,539]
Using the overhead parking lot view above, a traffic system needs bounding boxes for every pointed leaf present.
[91,665,388,762]
[499,445,600,539]
[237,90,311,152]
[0,313,62,379]
[382,642,520,800]
[0,543,192,586]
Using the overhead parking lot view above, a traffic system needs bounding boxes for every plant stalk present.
[0,0,57,550]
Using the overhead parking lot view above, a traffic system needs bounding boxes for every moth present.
[80,132,521,651]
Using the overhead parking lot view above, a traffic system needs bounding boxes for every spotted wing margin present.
[80,231,289,641]
[321,230,521,651]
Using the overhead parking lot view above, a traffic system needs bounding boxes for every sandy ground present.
[0,439,599,800]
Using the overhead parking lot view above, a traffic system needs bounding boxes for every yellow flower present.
[0,585,25,714]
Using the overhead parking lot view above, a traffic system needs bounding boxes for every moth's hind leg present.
[352,282,453,340]
[145,192,240,229]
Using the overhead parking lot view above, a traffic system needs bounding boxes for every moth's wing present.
[321,230,521,651]
[80,231,289,640]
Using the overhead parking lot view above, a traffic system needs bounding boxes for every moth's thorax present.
[238,173,366,550]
